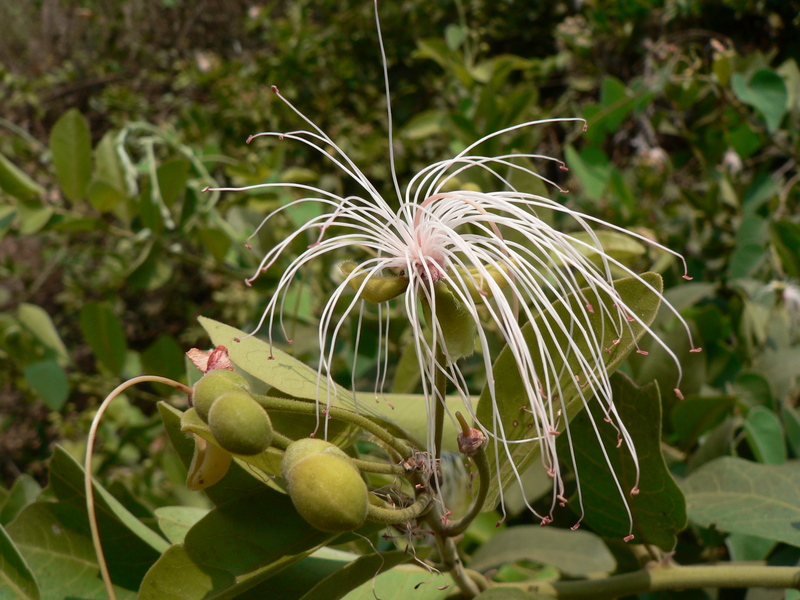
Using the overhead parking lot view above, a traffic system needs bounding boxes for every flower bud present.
[340,261,409,303]
[191,369,250,423]
[208,390,273,456]
[282,452,368,533]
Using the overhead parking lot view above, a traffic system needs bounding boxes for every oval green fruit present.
[191,369,249,422]
[281,438,352,477]
[285,453,368,533]
[208,390,273,455]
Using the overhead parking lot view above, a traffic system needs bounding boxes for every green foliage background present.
[1,0,800,598]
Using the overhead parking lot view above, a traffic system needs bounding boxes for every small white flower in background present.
[206,0,701,536]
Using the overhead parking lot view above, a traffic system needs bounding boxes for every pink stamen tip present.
[624,534,634,542]
[308,242,320,248]
[683,275,693,280]
[559,165,569,171]
[674,388,684,400]
[245,243,252,250]
[246,135,254,144]
[583,124,588,132]
[268,355,275,360]
[309,432,315,438]
[613,339,621,345]
[571,523,581,530]
[549,429,559,436]
[636,350,649,355]
[631,486,640,496]
[627,316,635,322]
[495,521,503,527]
[233,337,241,343]
[616,437,623,448]
[604,416,612,423]
[561,189,570,194]
[690,347,703,353]
[586,303,594,313]
[278,134,284,140]
[271,85,279,93]
[201,186,210,192]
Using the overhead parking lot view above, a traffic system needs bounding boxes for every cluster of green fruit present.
[190,369,369,532]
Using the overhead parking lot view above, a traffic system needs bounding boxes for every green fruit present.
[192,369,249,422]
[284,453,368,532]
[281,438,352,476]
[208,390,273,455]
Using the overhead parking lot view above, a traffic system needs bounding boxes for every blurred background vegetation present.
[1,0,799,557]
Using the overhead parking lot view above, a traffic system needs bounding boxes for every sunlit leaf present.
[155,506,210,545]
[478,273,664,510]
[0,152,44,202]
[468,525,615,577]
[682,456,800,546]
[50,108,92,202]
[559,373,687,551]
[341,565,454,600]
[0,476,41,527]
[299,550,412,600]
[16,303,69,364]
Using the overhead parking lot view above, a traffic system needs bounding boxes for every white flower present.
[205,4,701,537]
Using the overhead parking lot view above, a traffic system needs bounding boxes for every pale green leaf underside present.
[682,456,800,546]
[468,525,616,577]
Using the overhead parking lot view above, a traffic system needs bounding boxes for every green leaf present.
[0,523,39,600]
[88,179,128,213]
[241,548,354,600]
[79,301,128,375]
[141,334,186,383]
[157,158,191,207]
[743,405,787,465]
[670,396,737,448]
[771,220,800,278]
[299,551,412,600]
[783,405,800,458]
[6,502,136,600]
[0,152,44,201]
[50,108,92,202]
[475,589,546,600]
[0,476,41,527]
[140,488,338,600]
[23,360,69,410]
[341,565,454,600]
[559,373,687,551]
[732,69,788,133]
[94,131,126,193]
[564,145,611,200]
[199,317,367,415]
[16,303,68,364]
[155,506,210,544]
[47,447,168,586]
[478,273,664,510]
[468,525,615,577]
[682,456,800,546]
[16,200,53,235]
[400,110,445,140]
